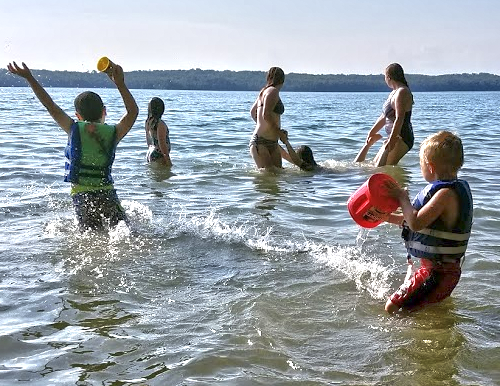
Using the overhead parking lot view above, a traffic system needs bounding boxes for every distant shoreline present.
[2,69,500,92]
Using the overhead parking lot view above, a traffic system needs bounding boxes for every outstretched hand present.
[279,129,289,143]
[7,62,34,80]
[366,133,383,146]
[385,180,408,201]
[107,63,125,86]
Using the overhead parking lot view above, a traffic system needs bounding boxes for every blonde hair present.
[420,131,464,175]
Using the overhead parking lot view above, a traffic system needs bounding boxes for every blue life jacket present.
[403,179,473,262]
[64,121,116,187]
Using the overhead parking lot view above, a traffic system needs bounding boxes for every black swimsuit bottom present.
[399,111,414,150]
[249,134,278,153]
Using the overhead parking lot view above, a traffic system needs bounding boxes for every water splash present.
[165,207,394,299]
[311,242,393,300]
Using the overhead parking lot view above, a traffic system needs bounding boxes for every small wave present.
[42,200,394,300]
[310,241,393,300]
[167,207,394,299]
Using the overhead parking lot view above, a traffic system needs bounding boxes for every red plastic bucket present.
[347,173,400,228]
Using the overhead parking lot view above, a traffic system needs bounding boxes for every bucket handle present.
[355,200,373,216]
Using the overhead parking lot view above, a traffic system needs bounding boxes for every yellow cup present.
[97,57,114,74]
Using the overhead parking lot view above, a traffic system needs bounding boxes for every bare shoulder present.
[264,86,279,98]
[434,188,461,227]
[394,86,411,100]
[393,86,413,109]
[433,187,459,202]
[156,120,168,133]
[263,86,279,104]
[395,87,413,101]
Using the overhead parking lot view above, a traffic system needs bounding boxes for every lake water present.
[0,87,499,385]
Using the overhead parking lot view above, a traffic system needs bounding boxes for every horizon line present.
[25,68,500,77]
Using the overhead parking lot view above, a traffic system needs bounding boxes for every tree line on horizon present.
[1,68,500,92]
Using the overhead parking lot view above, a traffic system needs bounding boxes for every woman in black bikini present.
[357,63,414,166]
[249,67,286,169]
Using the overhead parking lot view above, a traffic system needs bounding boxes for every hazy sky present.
[2,0,499,75]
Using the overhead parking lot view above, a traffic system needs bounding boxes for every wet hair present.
[420,131,464,175]
[146,97,165,132]
[385,63,410,88]
[296,145,317,171]
[74,91,104,122]
[259,67,285,98]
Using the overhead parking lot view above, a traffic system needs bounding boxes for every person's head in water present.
[74,91,105,122]
[296,145,318,171]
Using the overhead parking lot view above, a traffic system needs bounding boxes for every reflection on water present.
[252,171,282,216]
[393,301,464,385]
[146,163,175,183]
[379,164,412,189]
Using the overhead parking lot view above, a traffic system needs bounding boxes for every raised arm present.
[279,130,303,167]
[7,62,73,134]
[354,133,383,162]
[108,64,139,142]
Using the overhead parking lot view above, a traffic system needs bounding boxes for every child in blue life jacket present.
[7,61,139,231]
[383,130,473,313]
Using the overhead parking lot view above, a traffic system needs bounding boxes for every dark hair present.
[74,91,104,122]
[259,67,285,98]
[385,63,409,88]
[146,97,165,132]
[296,145,317,171]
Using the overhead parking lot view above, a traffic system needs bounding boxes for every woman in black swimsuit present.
[356,63,414,166]
[249,67,286,169]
